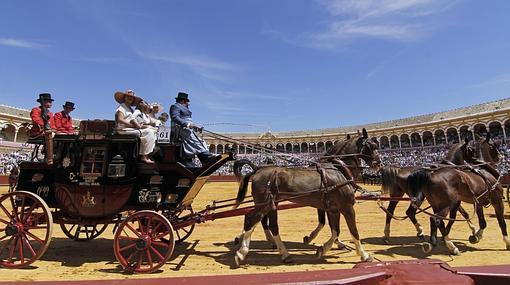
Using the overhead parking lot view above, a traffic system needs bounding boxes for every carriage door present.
[76,146,107,217]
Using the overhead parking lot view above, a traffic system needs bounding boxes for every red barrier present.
[0,175,8,186]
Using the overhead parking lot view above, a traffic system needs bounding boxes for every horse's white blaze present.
[352,236,370,261]
[272,234,290,260]
[236,226,255,261]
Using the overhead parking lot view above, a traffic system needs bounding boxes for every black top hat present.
[63,101,75,110]
[36,93,54,103]
[175,92,190,102]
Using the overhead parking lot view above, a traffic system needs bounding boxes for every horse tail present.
[407,169,431,198]
[233,159,258,208]
[381,166,399,195]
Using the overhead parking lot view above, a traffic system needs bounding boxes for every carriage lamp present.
[107,155,126,178]
[31,173,44,182]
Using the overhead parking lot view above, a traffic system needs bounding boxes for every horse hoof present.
[417,233,425,240]
[303,236,311,244]
[234,255,241,268]
[316,246,324,259]
[469,235,480,244]
[362,255,374,262]
[422,242,433,254]
[451,248,460,256]
[506,245,510,250]
[337,242,347,250]
[382,237,390,245]
[234,237,241,245]
[282,255,293,263]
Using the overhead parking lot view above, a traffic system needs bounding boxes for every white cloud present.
[0,38,46,49]
[295,0,459,49]
[470,73,510,89]
[137,51,240,81]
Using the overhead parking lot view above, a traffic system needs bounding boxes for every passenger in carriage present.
[132,100,161,131]
[54,101,77,135]
[170,92,219,167]
[30,93,56,137]
[114,90,156,164]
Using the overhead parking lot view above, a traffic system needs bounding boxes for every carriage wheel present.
[171,206,195,244]
[60,224,108,242]
[114,210,174,273]
[0,191,53,268]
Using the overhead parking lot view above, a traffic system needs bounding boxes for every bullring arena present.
[1,99,510,284]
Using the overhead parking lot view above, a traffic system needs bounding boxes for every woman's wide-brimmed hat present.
[114,90,142,106]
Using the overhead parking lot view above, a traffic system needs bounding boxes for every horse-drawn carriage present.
[0,120,234,273]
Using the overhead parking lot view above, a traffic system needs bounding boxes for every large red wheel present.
[0,191,53,268]
[60,223,108,242]
[113,210,174,273]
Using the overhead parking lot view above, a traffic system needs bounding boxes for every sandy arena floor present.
[1,182,510,282]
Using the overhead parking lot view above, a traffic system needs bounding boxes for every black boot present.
[197,153,220,166]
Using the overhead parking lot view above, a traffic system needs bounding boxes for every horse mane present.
[444,142,465,164]
[381,166,399,195]
[323,136,358,159]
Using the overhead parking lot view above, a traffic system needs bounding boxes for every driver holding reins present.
[170,92,219,167]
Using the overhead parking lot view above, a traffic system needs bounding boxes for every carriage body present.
[1,119,233,272]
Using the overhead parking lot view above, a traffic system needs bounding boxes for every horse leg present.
[422,216,439,254]
[444,202,460,235]
[316,210,340,259]
[436,208,460,255]
[267,209,292,262]
[383,200,398,244]
[473,205,487,243]
[456,205,479,244]
[234,208,266,267]
[407,191,425,239]
[490,193,510,250]
[304,209,325,244]
[342,205,372,262]
[261,214,276,248]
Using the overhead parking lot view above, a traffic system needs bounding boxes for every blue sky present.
[1,0,509,132]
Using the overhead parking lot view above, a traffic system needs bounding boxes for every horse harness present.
[422,162,501,207]
[263,165,355,211]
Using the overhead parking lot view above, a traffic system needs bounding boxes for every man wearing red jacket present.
[30,93,56,137]
[54,101,76,134]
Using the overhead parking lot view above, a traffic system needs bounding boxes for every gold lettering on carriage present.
[81,191,96,208]
[36,186,50,197]
[79,176,100,186]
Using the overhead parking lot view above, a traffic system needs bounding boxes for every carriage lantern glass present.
[107,154,126,178]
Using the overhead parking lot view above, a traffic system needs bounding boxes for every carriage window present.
[81,147,106,176]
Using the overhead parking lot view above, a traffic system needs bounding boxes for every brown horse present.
[408,133,508,255]
[237,129,381,249]
[380,138,480,243]
[303,129,381,245]
[232,159,372,266]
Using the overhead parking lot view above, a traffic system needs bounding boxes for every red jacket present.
[30,107,55,137]
[54,111,76,134]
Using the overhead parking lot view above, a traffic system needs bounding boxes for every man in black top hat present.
[30,93,56,137]
[170,92,218,167]
[54,101,77,134]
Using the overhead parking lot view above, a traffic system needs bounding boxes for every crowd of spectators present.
[212,142,510,176]
[0,150,30,175]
